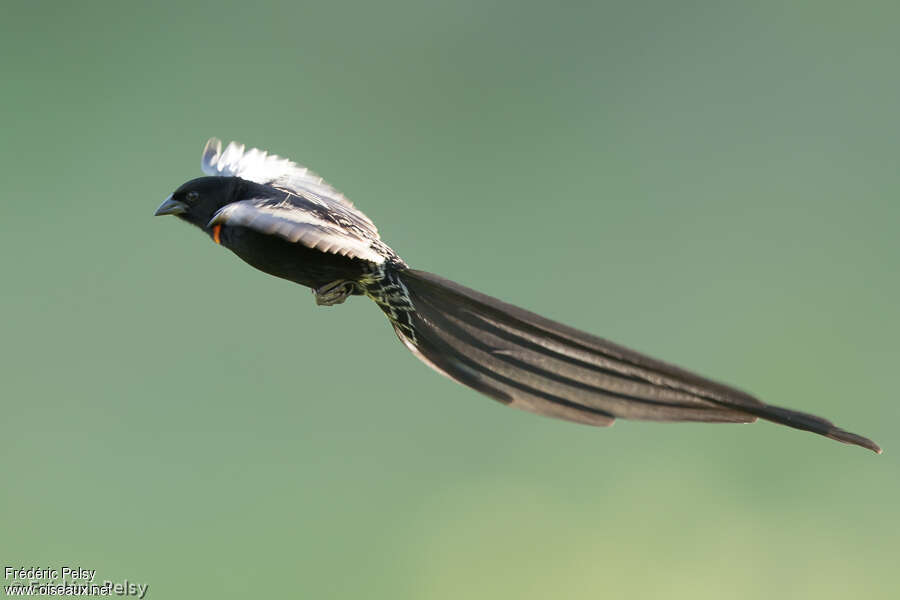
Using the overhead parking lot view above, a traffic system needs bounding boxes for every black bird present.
[156,138,880,453]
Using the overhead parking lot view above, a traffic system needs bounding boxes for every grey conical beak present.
[155,195,188,216]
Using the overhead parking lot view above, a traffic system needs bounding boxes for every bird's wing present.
[209,199,385,264]
[201,137,379,238]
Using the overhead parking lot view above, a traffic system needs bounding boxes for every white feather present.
[210,201,385,264]
[201,138,378,235]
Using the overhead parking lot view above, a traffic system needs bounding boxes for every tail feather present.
[411,290,751,424]
[385,269,880,453]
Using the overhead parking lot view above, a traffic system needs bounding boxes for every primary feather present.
[201,137,379,237]
[209,199,386,264]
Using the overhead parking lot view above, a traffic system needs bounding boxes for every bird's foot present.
[314,280,358,306]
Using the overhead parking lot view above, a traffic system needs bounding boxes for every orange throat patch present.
[211,224,222,245]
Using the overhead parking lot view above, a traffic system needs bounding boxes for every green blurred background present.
[2,1,898,598]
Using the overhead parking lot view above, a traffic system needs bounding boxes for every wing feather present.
[209,200,385,264]
[201,137,379,237]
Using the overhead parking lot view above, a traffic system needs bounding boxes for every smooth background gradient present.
[2,1,898,598]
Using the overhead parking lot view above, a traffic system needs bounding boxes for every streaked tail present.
[369,268,881,453]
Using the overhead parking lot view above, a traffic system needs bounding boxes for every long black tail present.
[383,269,880,453]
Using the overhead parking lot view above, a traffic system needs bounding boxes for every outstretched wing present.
[201,137,379,238]
[209,198,386,264]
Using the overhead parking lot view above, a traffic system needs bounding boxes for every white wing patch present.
[209,201,385,264]
[201,138,378,236]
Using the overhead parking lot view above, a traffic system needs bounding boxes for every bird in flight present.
[156,138,880,453]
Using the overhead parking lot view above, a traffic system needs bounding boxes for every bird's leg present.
[313,280,358,306]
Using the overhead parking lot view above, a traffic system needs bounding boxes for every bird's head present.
[155,176,239,230]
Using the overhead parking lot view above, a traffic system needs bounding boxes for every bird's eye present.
[186,191,199,202]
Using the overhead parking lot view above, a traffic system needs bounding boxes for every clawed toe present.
[314,280,358,306]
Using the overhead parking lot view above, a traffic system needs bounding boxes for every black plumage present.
[155,138,880,453]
